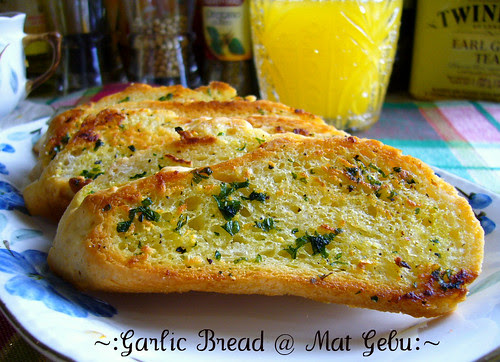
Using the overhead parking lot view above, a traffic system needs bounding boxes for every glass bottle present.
[200,0,258,96]
[41,0,126,93]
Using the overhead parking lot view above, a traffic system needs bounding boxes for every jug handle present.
[22,32,62,94]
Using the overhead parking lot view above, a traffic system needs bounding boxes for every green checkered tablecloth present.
[359,99,500,194]
[0,86,499,360]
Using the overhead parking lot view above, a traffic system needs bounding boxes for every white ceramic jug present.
[0,12,61,118]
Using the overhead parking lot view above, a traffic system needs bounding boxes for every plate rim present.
[0,297,70,362]
[0,118,498,361]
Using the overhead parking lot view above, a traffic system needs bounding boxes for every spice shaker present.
[123,0,201,87]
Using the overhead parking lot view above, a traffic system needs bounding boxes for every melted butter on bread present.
[48,135,483,318]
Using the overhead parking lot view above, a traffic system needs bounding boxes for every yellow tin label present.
[202,0,252,61]
[410,0,500,101]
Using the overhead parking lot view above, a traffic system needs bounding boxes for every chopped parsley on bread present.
[25,83,344,221]
[48,135,484,317]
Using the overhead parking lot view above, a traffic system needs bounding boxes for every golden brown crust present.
[25,95,345,220]
[48,135,484,318]
[34,82,243,172]
[38,99,341,170]
[24,108,189,221]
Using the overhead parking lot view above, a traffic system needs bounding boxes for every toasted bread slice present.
[70,117,280,208]
[24,105,345,221]
[32,82,246,179]
[34,99,334,178]
[26,108,183,220]
[48,135,484,318]
[33,82,336,179]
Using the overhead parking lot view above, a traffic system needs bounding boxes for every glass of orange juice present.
[250,0,402,131]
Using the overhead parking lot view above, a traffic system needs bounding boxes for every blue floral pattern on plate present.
[0,163,7,175]
[456,187,496,235]
[0,180,27,213]
[7,127,43,145]
[10,228,43,243]
[0,248,116,318]
[0,119,498,361]
[0,119,118,322]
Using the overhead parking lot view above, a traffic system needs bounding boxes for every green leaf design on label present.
[207,26,223,55]
[207,26,220,42]
[228,38,245,55]
[211,40,223,55]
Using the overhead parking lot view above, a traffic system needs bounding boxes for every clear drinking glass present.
[43,0,126,93]
[250,0,402,131]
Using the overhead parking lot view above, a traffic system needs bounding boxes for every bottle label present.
[202,0,252,61]
[410,0,500,101]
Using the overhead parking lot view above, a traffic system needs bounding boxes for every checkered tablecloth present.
[0,86,499,360]
[360,99,500,194]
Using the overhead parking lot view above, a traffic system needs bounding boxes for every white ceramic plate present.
[0,119,498,362]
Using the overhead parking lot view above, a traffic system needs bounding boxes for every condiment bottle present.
[200,0,258,96]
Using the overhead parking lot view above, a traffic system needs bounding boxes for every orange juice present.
[250,0,402,131]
